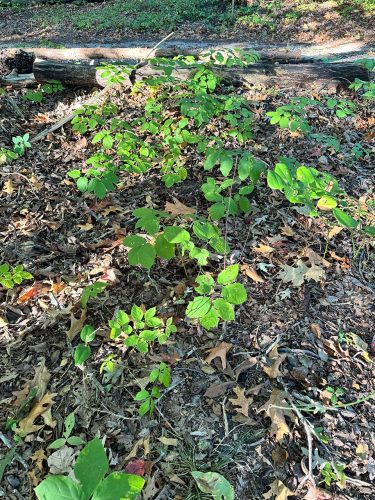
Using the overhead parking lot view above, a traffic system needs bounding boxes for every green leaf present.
[364,226,375,237]
[128,244,156,269]
[91,472,145,500]
[155,234,175,260]
[134,389,149,401]
[67,436,85,446]
[77,177,88,192]
[200,308,219,330]
[267,171,284,190]
[191,471,234,500]
[333,208,358,228]
[47,438,66,450]
[35,476,85,500]
[209,202,225,221]
[222,283,247,305]
[63,412,75,439]
[139,399,151,416]
[195,274,215,295]
[131,305,143,322]
[123,235,146,248]
[296,166,315,185]
[317,195,337,210]
[219,154,233,177]
[74,438,108,499]
[186,297,212,319]
[163,226,190,244]
[74,344,91,366]
[213,299,235,321]
[80,325,95,343]
[217,264,239,285]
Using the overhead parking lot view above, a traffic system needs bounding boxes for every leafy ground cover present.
[0,0,374,46]
[0,49,374,499]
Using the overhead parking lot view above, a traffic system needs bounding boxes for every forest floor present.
[0,2,375,500]
[0,0,374,48]
[0,67,374,499]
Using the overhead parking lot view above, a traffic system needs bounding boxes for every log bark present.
[32,59,369,89]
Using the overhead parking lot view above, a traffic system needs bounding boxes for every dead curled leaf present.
[259,389,295,442]
[262,346,286,379]
[204,342,232,370]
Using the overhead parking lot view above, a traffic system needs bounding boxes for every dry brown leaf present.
[157,437,178,447]
[18,284,41,304]
[3,178,14,195]
[67,309,87,341]
[259,389,293,442]
[262,346,286,379]
[356,442,369,460]
[327,226,343,240]
[310,323,321,338]
[302,248,331,268]
[16,393,56,437]
[204,342,232,370]
[77,223,93,231]
[164,198,195,216]
[31,360,51,401]
[31,449,47,471]
[304,264,325,282]
[263,479,293,500]
[204,381,235,399]
[253,244,274,254]
[304,485,333,499]
[125,436,150,460]
[272,445,289,466]
[241,264,264,283]
[280,224,295,237]
[235,357,257,380]
[229,386,253,416]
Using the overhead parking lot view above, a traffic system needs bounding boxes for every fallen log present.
[33,59,369,89]
[3,38,374,63]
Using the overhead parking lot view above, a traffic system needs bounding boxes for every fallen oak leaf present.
[259,389,294,442]
[262,346,287,379]
[204,381,235,399]
[263,479,293,500]
[67,308,87,341]
[16,393,56,437]
[18,284,42,304]
[204,342,232,370]
[253,244,274,254]
[164,198,196,216]
[304,264,325,283]
[241,264,264,283]
[31,449,47,471]
[229,386,253,417]
[157,436,178,447]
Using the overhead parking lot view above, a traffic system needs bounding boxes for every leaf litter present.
[0,55,374,500]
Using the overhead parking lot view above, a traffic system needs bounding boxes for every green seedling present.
[12,134,31,156]
[134,363,171,416]
[0,263,33,289]
[74,325,96,367]
[109,305,176,353]
[48,412,85,449]
[81,281,107,308]
[186,264,247,330]
[326,386,345,405]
